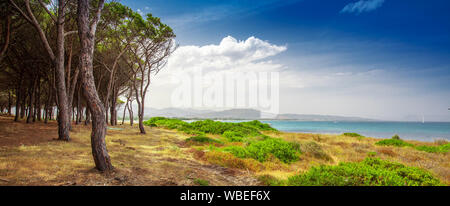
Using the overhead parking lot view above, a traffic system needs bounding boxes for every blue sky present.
[122,0,450,121]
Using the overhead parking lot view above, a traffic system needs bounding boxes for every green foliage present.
[143,117,277,140]
[415,143,450,153]
[374,134,449,153]
[343,133,364,137]
[223,138,301,163]
[186,135,221,144]
[376,139,414,147]
[194,178,209,186]
[222,131,245,142]
[283,157,441,186]
[392,134,401,140]
[258,175,283,186]
[367,152,377,157]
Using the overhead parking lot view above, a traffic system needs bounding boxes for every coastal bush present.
[222,131,245,142]
[186,135,221,144]
[223,138,301,163]
[143,117,277,139]
[392,134,401,140]
[284,157,441,186]
[375,139,413,147]
[415,143,450,153]
[343,133,364,138]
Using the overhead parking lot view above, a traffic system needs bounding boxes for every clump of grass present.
[343,133,365,140]
[300,141,332,161]
[194,178,209,186]
[204,150,264,172]
[367,151,377,157]
[258,175,283,186]
[376,135,414,147]
[222,138,301,163]
[281,157,442,186]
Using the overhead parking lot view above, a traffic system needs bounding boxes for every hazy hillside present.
[118,106,375,121]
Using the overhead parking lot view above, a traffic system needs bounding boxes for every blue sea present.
[221,120,450,142]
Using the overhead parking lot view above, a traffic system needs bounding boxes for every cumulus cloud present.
[156,36,287,79]
[340,0,385,14]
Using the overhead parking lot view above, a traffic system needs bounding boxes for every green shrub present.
[222,131,245,142]
[392,134,401,140]
[223,138,301,163]
[186,135,221,144]
[415,143,450,153]
[376,139,413,147]
[284,157,441,186]
[194,178,209,186]
[343,133,364,137]
[143,117,277,140]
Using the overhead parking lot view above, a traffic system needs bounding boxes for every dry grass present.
[0,116,257,186]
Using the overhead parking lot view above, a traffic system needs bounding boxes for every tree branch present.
[37,0,57,23]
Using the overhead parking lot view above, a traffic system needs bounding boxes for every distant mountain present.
[118,106,376,121]
[275,113,375,121]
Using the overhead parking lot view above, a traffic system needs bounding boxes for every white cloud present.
[340,0,385,14]
[156,36,287,80]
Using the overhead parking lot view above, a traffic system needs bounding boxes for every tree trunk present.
[52,1,71,141]
[14,88,20,122]
[26,78,36,124]
[128,100,133,126]
[121,101,127,125]
[85,106,90,125]
[36,78,41,121]
[77,0,112,171]
[8,90,12,115]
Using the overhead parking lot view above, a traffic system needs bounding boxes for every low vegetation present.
[222,138,301,163]
[415,144,450,153]
[276,157,442,186]
[376,138,414,147]
[376,135,450,154]
[343,133,364,138]
[194,178,210,186]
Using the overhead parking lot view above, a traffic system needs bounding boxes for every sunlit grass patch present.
[204,150,264,172]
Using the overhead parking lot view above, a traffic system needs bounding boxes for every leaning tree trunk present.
[77,0,112,171]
